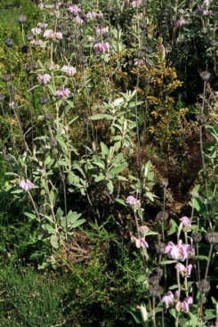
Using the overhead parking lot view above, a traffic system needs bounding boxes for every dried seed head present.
[198,279,210,293]
[149,285,163,298]
[192,232,202,243]
[5,38,13,47]
[2,74,11,83]
[200,71,211,81]
[156,211,169,221]
[206,232,218,244]
[155,242,166,254]
[18,15,27,24]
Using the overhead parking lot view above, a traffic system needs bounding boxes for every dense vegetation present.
[0,0,217,326]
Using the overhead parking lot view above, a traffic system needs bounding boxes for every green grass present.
[0,265,70,326]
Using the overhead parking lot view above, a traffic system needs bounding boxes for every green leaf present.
[107,180,114,194]
[100,142,109,156]
[50,235,59,249]
[110,163,127,176]
[91,114,112,120]
[24,212,36,221]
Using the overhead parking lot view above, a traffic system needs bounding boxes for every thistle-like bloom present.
[37,74,51,85]
[94,42,110,54]
[132,236,149,249]
[126,195,140,207]
[19,179,35,191]
[180,216,191,228]
[61,65,77,77]
[55,87,70,98]
[175,263,192,277]
[161,291,174,308]
[165,240,193,261]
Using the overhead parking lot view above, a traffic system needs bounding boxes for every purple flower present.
[94,42,110,54]
[19,179,35,191]
[162,291,174,308]
[55,87,70,98]
[165,240,193,261]
[126,195,140,207]
[175,263,192,277]
[180,216,191,228]
[37,74,51,85]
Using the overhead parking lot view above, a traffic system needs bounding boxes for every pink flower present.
[94,26,109,36]
[126,195,140,207]
[176,297,193,312]
[94,42,110,54]
[132,236,149,249]
[134,59,145,66]
[165,240,193,261]
[37,74,51,85]
[74,16,84,25]
[43,30,63,40]
[61,65,77,76]
[174,18,186,28]
[131,0,142,7]
[68,5,81,14]
[55,87,70,98]
[175,263,192,277]
[31,27,42,35]
[162,291,174,308]
[19,179,35,191]
[37,22,48,29]
[180,216,191,228]
[87,11,103,20]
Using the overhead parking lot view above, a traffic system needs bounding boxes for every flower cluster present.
[94,42,110,54]
[37,74,51,85]
[19,179,35,191]
[43,30,63,40]
[55,87,71,98]
[126,195,140,207]
[165,240,193,261]
[175,263,192,277]
[94,26,109,36]
[162,291,193,312]
[68,5,81,14]
[86,11,103,20]
[61,66,77,77]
